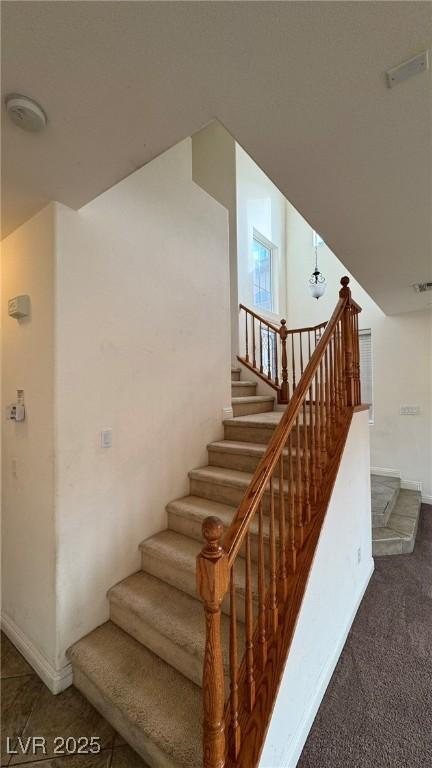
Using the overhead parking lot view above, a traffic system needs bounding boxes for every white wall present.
[286,202,432,501]
[54,139,231,667]
[1,205,57,669]
[260,409,374,768]
[236,145,287,324]
[1,139,231,685]
[192,122,238,362]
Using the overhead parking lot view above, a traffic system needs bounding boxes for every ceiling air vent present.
[412,282,432,293]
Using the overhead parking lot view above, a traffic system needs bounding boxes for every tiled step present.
[372,489,421,556]
[231,380,257,397]
[108,571,244,688]
[371,474,401,527]
[167,494,276,562]
[139,530,258,621]
[231,395,275,417]
[67,622,202,768]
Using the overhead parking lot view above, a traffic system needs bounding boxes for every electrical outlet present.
[400,405,420,416]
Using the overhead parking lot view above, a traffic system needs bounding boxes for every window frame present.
[251,229,277,314]
[359,328,374,425]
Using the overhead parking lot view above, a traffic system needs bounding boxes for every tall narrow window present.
[252,234,273,311]
[359,329,373,422]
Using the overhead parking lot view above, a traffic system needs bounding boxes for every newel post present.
[279,319,289,403]
[197,516,229,768]
[339,276,355,407]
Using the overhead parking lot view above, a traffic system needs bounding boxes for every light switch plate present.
[101,429,112,448]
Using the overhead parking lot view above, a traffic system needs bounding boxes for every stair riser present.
[168,509,274,564]
[232,399,274,417]
[109,600,203,689]
[190,476,294,515]
[208,448,289,476]
[140,549,251,621]
[72,666,177,768]
[224,423,306,445]
[231,369,241,381]
[231,383,256,397]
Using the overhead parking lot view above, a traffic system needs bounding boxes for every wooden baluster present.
[229,566,241,760]
[245,311,249,363]
[278,450,288,600]
[319,358,327,470]
[287,432,296,572]
[338,318,347,409]
[308,382,317,506]
[257,502,267,670]
[295,415,304,547]
[259,321,263,374]
[339,277,355,406]
[354,311,361,404]
[291,333,296,391]
[197,517,229,768]
[245,530,255,712]
[299,332,304,376]
[314,369,322,485]
[279,319,289,402]
[267,326,271,380]
[302,398,312,523]
[274,333,279,386]
[329,333,337,444]
[334,320,343,421]
[308,330,311,363]
[252,316,256,369]
[268,477,278,632]
[324,345,332,455]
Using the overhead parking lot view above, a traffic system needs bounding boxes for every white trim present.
[401,479,422,492]
[285,559,375,768]
[422,494,432,505]
[370,466,400,478]
[1,612,72,694]
[222,406,234,421]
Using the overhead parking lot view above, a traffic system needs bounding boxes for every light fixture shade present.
[309,281,327,299]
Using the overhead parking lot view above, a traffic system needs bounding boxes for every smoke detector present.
[5,94,47,132]
[412,282,432,294]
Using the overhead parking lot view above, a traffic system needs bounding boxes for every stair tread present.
[231,380,256,388]
[208,439,290,457]
[231,395,275,404]
[224,411,283,427]
[139,529,259,599]
[168,495,272,539]
[189,464,288,492]
[372,490,421,545]
[68,621,202,768]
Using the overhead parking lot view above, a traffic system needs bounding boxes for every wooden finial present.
[339,275,351,299]
[202,516,224,557]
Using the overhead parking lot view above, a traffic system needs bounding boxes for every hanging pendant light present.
[309,244,327,299]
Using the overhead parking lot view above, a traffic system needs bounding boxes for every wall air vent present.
[412,282,432,293]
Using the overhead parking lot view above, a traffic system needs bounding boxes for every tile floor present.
[0,633,149,767]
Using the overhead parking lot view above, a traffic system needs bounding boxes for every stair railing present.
[197,277,362,768]
[238,304,329,403]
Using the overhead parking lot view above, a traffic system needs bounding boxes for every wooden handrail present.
[238,304,279,332]
[198,276,362,768]
[225,296,346,564]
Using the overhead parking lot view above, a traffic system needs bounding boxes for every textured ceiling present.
[2,1,431,313]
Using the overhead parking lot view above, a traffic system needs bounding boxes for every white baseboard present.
[285,559,375,768]
[222,406,234,420]
[371,466,422,492]
[1,612,72,694]
[422,494,432,506]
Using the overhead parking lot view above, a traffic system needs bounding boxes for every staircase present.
[67,371,279,767]
[371,475,421,555]
[68,277,363,768]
